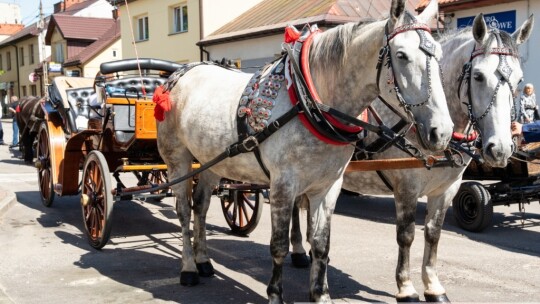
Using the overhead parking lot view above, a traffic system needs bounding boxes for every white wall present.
[202,0,264,36]
[0,3,21,24]
[448,0,539,92]
[71,0,114,19]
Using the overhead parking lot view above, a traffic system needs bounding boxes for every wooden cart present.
[453,140,540,232]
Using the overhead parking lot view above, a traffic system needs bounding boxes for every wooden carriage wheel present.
[36,123,55,207]
[220,181,265,236]
[81,151,114,249]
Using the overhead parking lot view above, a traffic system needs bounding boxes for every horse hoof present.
[196,261,215,277]
[424,293,450,303]
[180,272,200,286]
[396,294,420,302]
[291,253,310,268]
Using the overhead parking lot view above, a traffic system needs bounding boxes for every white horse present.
[157,0,452,302]
[287,14,534,302]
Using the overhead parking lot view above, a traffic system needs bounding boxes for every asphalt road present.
[0,119,539,303]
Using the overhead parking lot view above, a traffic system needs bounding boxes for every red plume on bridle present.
[153,85,171,121]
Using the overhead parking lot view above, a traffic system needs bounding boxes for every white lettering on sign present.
[484,15,513,31]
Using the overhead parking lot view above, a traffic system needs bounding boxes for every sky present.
[10,0,57,25]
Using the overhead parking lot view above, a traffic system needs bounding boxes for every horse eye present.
[473,72,484,82]
[518,78,524,85]
[396,51,408,61]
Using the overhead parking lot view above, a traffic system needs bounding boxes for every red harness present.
[285,26,367,145]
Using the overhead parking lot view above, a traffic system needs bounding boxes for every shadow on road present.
[15,190,392,303]
[336,192,540,258]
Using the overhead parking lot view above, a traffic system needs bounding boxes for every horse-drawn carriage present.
[23,0,534,301]
[32,58,266,249]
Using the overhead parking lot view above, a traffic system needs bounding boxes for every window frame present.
[172,4,188,34]
[6,51,11,71]
[136,15,149,41]
[20,47,24,66]
[29,44,34,64]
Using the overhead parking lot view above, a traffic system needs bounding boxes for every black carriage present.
[453,140,540,232]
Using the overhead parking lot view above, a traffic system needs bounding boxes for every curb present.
[0,186,17,218]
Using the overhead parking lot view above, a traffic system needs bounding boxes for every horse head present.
[463,14,534,167]
[380,0,453,152]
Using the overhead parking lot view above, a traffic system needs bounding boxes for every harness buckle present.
[242,136,259,152]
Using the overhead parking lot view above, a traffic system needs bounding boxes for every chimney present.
[53,0,85,13]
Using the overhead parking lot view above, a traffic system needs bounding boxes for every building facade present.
[0,0,114,102]
[424,0,539,94]
[115,0,264,63]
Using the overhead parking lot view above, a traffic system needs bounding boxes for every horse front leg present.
[394,193,420,302]
[267,179,297,304]
[191,171,220,278]
[422,184,459,302]
[306,179,341,303]
[290,195,310,268]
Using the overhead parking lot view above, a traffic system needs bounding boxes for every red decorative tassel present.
[284,25,300,43]
[153,85,171,121]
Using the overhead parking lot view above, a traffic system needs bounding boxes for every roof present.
[0,18,49,46]
[200,0,421,46]
[0,24,24,36]
[45,14,116,43]
[417,0,521,12]
[63,20,120,66]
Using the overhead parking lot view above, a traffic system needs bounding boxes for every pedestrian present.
[7,95,19,148]
[0,98,4,145]
[519,83,537,123]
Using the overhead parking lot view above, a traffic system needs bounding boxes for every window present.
[55,43,64,63]
[6,51,11,71]
[30,85,37,96]
[136,15,149,41]
[29,44,34,64]
[173,5,188,33]
[22,86,27,97]
[20,47,24,66]
[0,54,3,70]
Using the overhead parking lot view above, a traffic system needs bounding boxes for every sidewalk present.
[0,118,22,218]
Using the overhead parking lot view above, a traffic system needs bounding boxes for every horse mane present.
[438,27,518,55]
[309,20,375,70]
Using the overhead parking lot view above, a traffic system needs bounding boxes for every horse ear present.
[417,0,438,24]
[389,0,406,28]
[512,14,534,45]
[472,14,488,44]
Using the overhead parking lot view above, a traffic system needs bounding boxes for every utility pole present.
[37,0,48,96]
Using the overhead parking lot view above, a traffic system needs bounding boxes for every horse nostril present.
[430,127,439,143]
[486,143,496,159]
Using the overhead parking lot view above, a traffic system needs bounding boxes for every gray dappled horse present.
[291,13,534,302]
[157,0,452,302]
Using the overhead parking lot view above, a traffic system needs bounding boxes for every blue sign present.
[457,10,516,33]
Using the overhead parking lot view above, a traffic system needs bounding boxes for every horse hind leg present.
[290,195,310,268]
[165,149,200,286]
[191,170,220,278]
[394,194,421,302]
[422,188,458,303]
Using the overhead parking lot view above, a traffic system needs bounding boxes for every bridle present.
[376,13,444,148]
[458,29,519,133]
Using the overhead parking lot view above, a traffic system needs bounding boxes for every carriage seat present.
[103,76,167,144]
[104,76,167,98]
[66,87,101,131]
